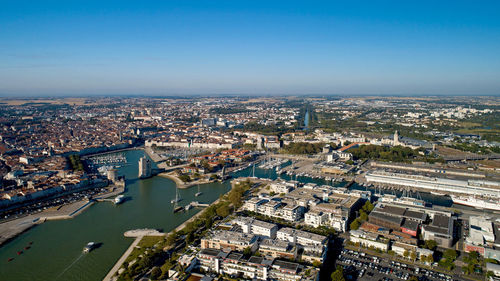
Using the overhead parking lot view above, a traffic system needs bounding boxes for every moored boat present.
[451,195,500,211]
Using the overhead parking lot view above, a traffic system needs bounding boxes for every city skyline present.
[1,1,500,96]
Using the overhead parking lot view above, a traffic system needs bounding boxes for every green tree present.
[403,250,410,259]
[312,260,322,268]
[362,200,374,213]
[410,251,417,261]
[216,204,231,217]
[150,266,161,280]
[330,265,345,281]
[443,249,458,261]
[166,231,178,246]
[243,247,252,256]
[424,240,437,250]
[350,219,360,230]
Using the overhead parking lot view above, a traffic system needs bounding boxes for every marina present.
[0,150,232,281]
[0,149,493,281]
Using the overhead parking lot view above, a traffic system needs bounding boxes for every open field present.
[0,98,94,106]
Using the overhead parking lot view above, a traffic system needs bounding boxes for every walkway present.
[102,236,143,281]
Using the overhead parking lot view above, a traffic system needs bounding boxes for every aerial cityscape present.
[1,1,500,281]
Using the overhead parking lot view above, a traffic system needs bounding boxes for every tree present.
[362,200,374,213]
[312,260,322,267]
[424,240,437,250]
[350,219,360,230]
[403,250,410,259]
[330,265,345,281]
[359,210,368,221]
[443,249,458,261]
[243,247,252,256]
[228,190,243,206]
[410,251,417,261]
[150,266,161,280]
[185,231,194,244]
[166,231,178,246]
[216,204,230,217]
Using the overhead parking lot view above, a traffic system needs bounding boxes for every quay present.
[0,186,124,247]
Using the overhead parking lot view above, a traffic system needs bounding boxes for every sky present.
[0,0,499,96]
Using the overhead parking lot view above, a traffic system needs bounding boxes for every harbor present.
[0,149,495,281]
[0,149,231,281]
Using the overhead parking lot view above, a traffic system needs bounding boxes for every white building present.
[233,217,278,239]
[350,230,389,252]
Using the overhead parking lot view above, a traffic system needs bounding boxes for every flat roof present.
[404,210,426,221]
[379,205,406,216]
[370,211,403,225]
[432,214,451,228]
[248,256,264,265]
[199,248,220,257]
[273,260,300,271]
[401,219,420,231]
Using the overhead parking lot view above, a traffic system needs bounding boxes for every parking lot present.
[337,249,457,281]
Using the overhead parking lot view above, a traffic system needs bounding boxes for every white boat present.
[451,195,500,211]
[430,191,445,196]
[195,185,202,197]
[171,186,182,203]
[114,195,125,204]
[83,242,96,253]
[185,204,193,211]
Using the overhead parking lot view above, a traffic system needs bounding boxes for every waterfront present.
[0,150,459,281]
[0,150,231,281]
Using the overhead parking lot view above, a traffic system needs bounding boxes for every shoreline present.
[103,177,237,280]
[157,172,217,189]
[0,186,124,247]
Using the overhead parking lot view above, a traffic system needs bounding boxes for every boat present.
[431,191,445,196]
[171,186,181,203]
[24,246,30,250]
[83,242,96,253]
[8,258,13,262]
[195,184,202,197]
[114,195,125,204]
[17,251,23,255]
[185,204,193,211]
[451,195,500,211]
[173,206,183,213]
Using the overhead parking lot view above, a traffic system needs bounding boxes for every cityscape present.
[1,1,500,281]
[0,96,499,281]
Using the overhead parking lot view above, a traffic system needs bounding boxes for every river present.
[0,149,453,280]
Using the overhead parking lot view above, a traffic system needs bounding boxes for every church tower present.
[394,130,400,146]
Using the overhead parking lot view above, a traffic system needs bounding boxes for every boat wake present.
[55,253,84,280]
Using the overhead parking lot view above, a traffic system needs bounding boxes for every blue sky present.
[1,0,499,96]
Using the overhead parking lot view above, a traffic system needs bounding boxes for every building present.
[258,239,296,260]
[276,227,328,247]
[421,213,454,248]
[243,197,269,212]
[196,249,319,281]
[138,156,152,178]
[201,230,258,252]
[350,230,389,252]
[365,171,500,198]
[233,217,278,239]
